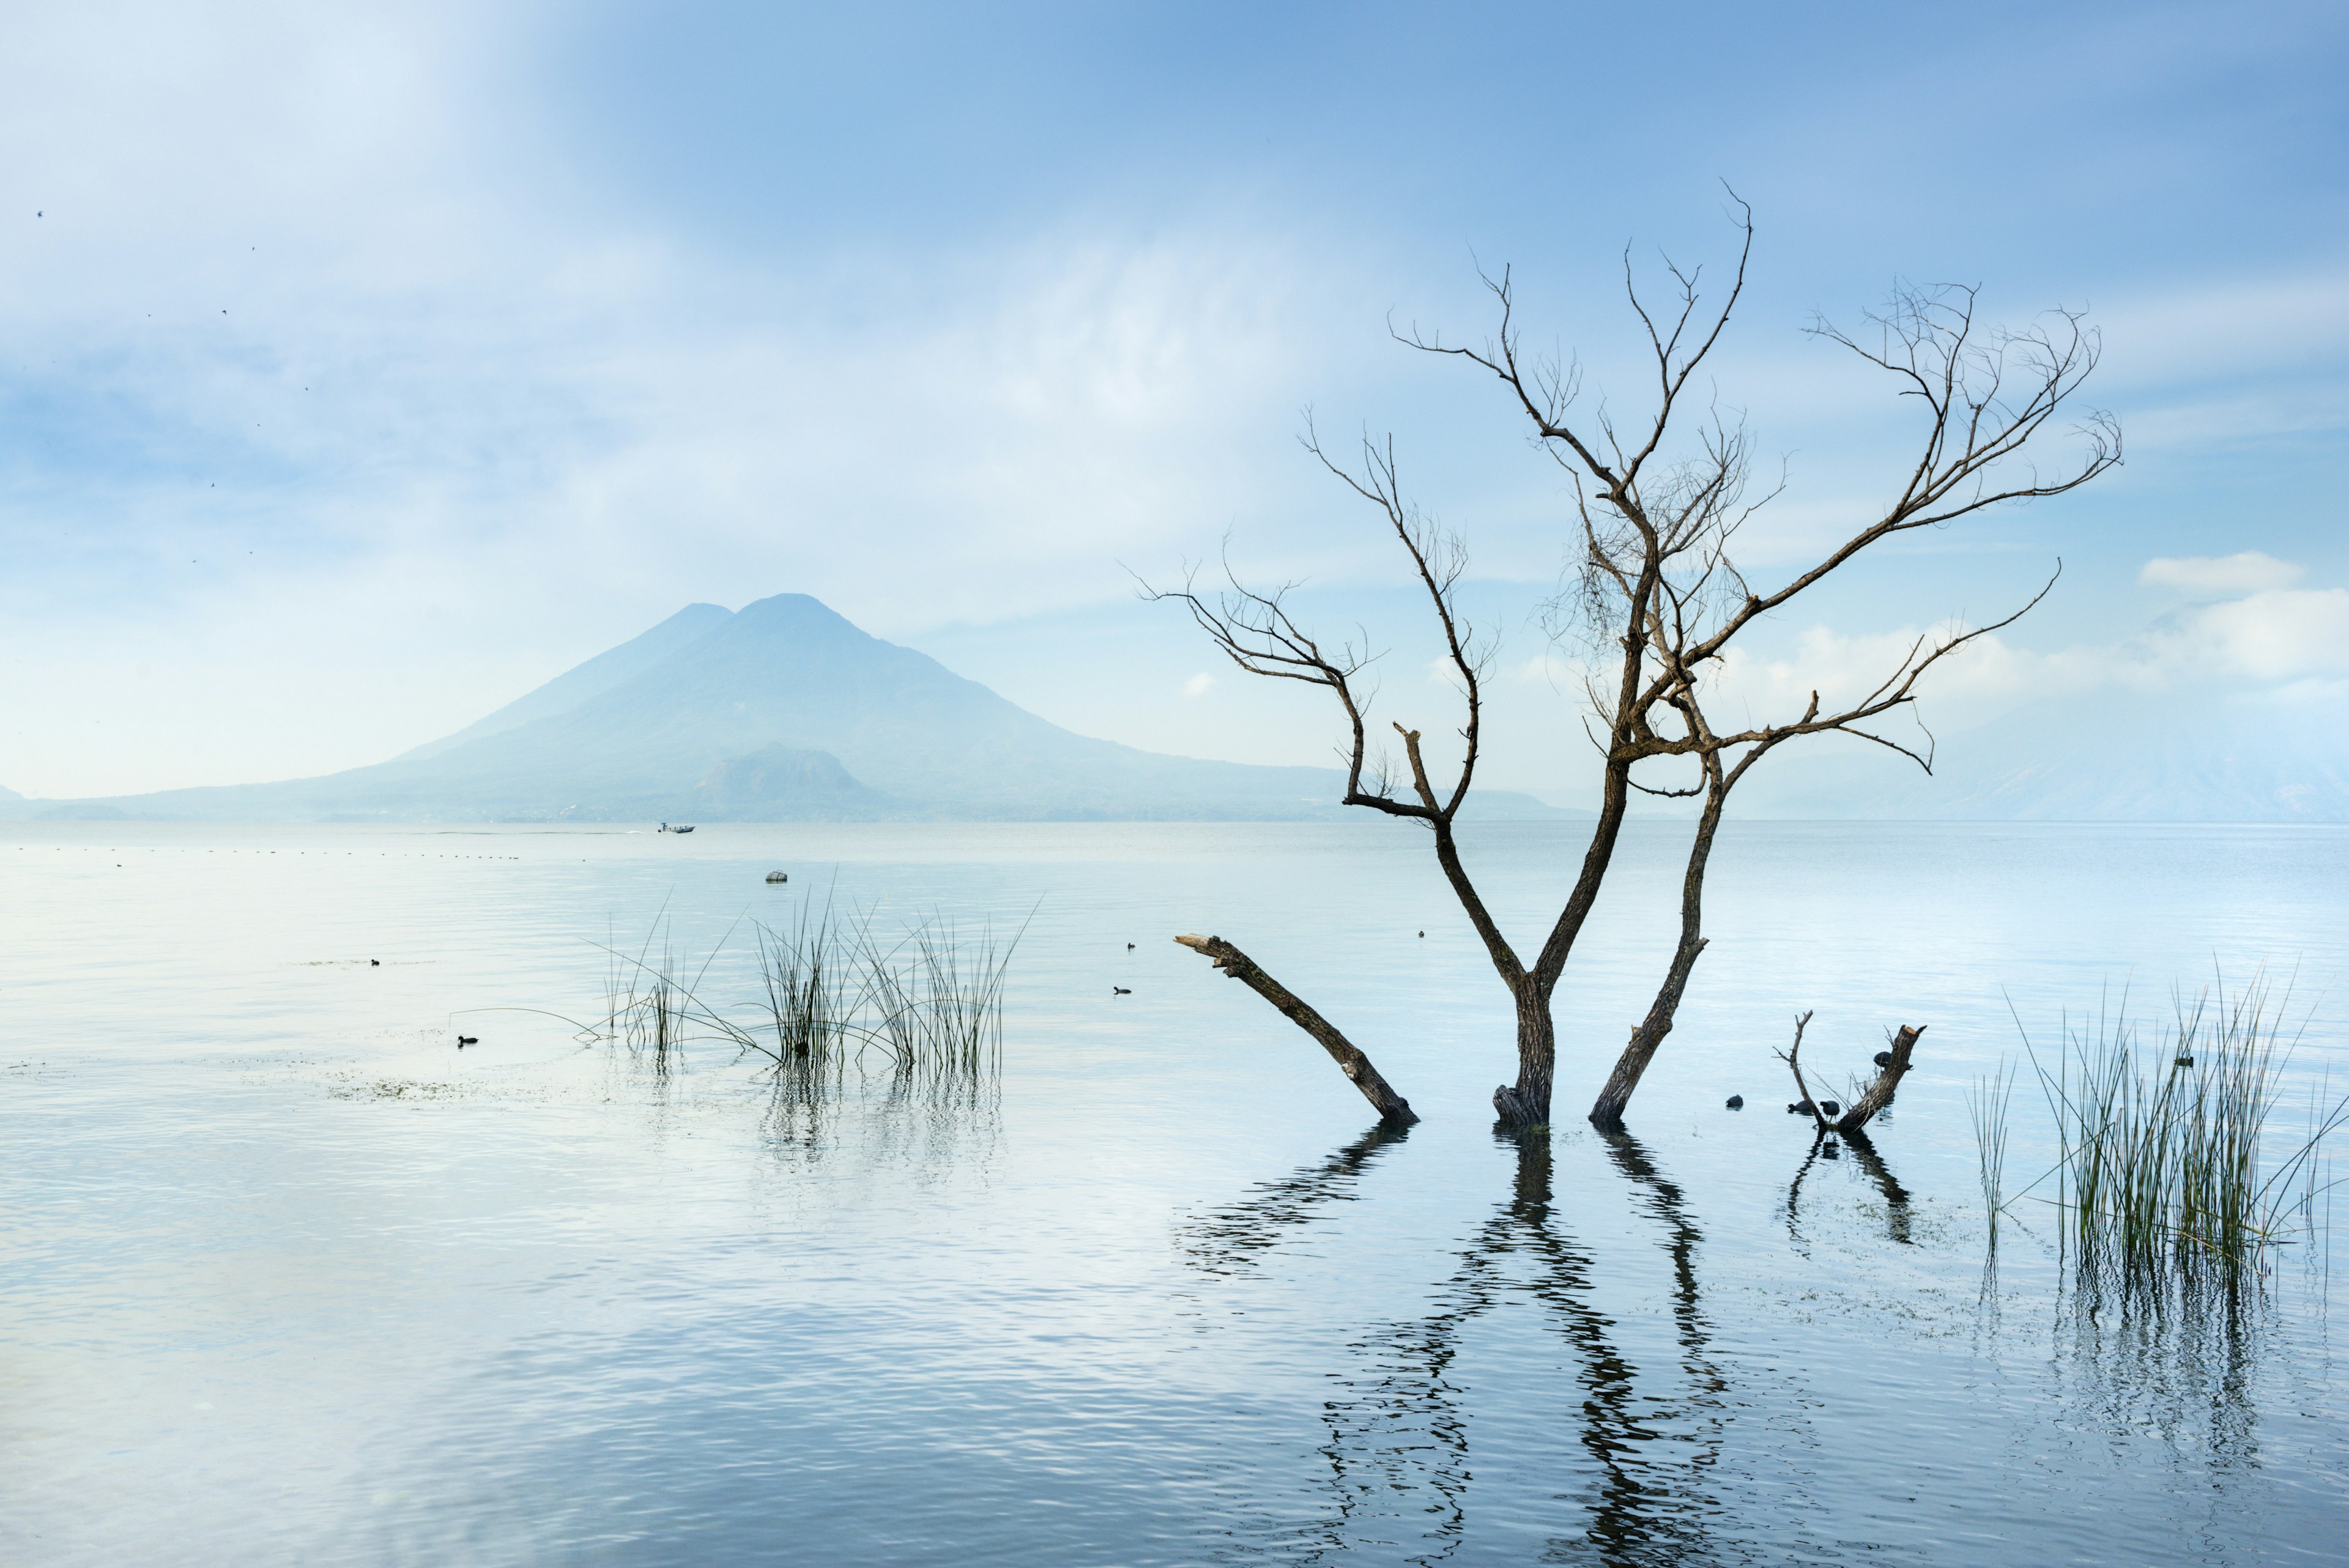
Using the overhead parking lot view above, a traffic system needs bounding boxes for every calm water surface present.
[4,820,2345,1565]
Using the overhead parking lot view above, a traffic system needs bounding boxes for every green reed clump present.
[747,900,857,1066]
[574,896,1022,1096]
[857,916,1013,1074]
[2019,973,2348,1295]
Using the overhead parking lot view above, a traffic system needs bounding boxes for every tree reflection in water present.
[1783,1128,1915,1257]
[1178,1120,1413,1276]
[1184,1126,1733,1566]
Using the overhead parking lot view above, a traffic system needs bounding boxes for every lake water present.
[4,819,2345,1566]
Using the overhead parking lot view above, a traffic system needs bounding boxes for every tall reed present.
[749,899,856,1065]
[1968,1059,2016,1247]
[2017,973,2347,1296]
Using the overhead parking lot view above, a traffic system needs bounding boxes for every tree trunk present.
[1493,983,1556,1128]
[1587,932,1709,1131]
[1586,759,1727,1131]
[1173,934,1418,1124]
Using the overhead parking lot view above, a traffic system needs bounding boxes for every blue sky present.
[2,1,2344,799]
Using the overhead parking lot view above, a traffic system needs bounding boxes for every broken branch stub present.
[1835,1024,1922,1135]
[1174,934,1419,1124]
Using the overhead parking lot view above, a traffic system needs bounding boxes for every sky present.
[2,0,2345,801]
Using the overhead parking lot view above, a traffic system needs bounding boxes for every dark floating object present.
[1819,1099,1842,1118]
[1787,1099,1814,1115]
[1126,942,1135,949]
[456,1035,478,1047]
[369,959,380,967]
[1417,931,1424,938]
[765,870,789,883]
[1726,1094,1744,1110]
[1112,986,1131,995]
[2175,1055,2194,1068]
[658,822,696,834]
[1873,1049,1893,1068]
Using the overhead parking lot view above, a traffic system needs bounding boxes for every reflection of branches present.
[1601,1131,1730,1406]
[1783,1128,1914,1253]
[1187,1129,1727,1563]
[1176,1121,1411,1274]
[1842,1129,1915,1246]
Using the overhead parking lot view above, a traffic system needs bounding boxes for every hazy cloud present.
[1506,578,2349,753]
[2140,552,2306,595]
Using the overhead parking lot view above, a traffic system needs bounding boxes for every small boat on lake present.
[765,870,789,883]
[658,822,697,834]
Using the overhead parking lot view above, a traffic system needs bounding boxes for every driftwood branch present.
[1174,934,1418,1124]
[1776,1012,1923,1136]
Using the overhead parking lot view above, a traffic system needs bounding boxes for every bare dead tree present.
[1150,195,2118,1129]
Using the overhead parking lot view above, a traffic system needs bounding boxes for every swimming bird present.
[1873,1049,1893,1068]
[1726,1094,1744,1110]
[1418,931,1424,938]
[369,959,380,967]
[1113,986,1130,995]
[1819,1099,1842,1118]
[456,1035,478,1047]
[1127,942,1135,949]
[1787,1099,1814,1115]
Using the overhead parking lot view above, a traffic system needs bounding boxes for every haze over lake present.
[6,818,2343,1564]
[7,4,2347,1564]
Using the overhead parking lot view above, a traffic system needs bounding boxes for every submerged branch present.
[1174,934,1419,1124]
[1776,1014,1923,1136]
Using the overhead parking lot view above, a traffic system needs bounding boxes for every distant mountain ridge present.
[12,594,2337,824]
[0,593,1574,824]
[393,602,735,764]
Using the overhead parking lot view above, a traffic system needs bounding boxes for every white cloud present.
[2181,588,2349,681]
[1182,671,1215,697]
[2139,552,2306,595]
